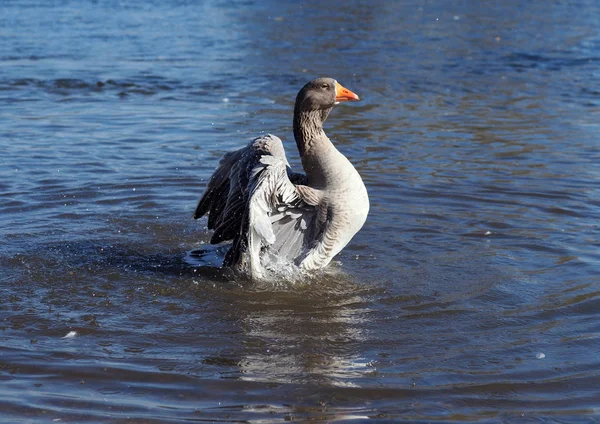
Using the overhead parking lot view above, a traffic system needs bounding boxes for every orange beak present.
[335,81,360,102]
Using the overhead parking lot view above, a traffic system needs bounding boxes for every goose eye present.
[321,83,329,89]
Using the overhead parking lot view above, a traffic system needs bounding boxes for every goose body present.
[194,78,369,279]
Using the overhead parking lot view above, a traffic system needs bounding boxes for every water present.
[1,0,600,421]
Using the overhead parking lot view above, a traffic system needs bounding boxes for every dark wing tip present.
[193,192,211,219]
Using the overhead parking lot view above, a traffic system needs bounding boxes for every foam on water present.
[184,243,345,287]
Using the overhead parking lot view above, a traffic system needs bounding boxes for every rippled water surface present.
[2,0,600,422]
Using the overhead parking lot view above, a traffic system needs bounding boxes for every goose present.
[193,78,369,279]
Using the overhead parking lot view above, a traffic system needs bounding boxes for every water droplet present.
[62,331,77,339]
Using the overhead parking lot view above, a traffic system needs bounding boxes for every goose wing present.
[194,134,319,277]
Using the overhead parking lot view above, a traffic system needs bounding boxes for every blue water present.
[1,0,600,421]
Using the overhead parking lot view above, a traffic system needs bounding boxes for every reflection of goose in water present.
[229,282,374,388]
[193,78,369,279]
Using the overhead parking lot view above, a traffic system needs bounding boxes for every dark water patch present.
[506,52,600,71]
[0,77,176,97]
[0,76,244,100]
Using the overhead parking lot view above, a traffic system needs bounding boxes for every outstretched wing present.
[194,134,319,278]
[193,145,254,244]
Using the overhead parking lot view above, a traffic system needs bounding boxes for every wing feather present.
[193,150,241,222]
[194,134,319,278]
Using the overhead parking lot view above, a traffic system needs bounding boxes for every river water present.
[1,0,599,422]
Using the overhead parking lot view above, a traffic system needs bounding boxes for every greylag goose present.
[194,78,369,279]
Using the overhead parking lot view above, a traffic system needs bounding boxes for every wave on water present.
[505,52,600,71]
[0,77,235,99]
